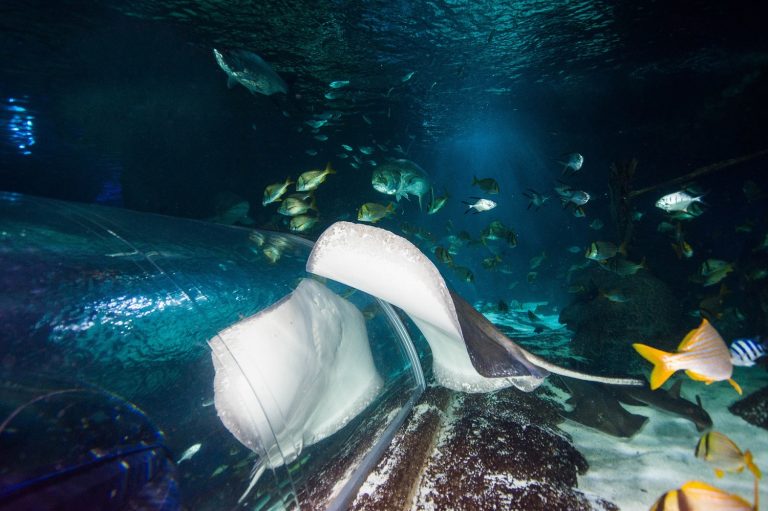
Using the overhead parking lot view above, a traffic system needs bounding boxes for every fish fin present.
[685,369,713,382]
[227,76,237,89]
[618,241,628,257]
[632,343,676,390]
[744,450,762,480]
[669,380,683,399]
[472,176,478,185]
[728,378,743,395]
[678,319,708,351]
[324,162,336,174]
[527,202,533,210]
[715,468,725,478]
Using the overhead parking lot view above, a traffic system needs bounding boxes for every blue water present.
[1,1,767,509]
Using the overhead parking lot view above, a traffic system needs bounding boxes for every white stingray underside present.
[210,278,382,467]
[307,221,536,392]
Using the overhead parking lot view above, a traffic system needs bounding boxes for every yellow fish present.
[649,481,753,511]
[357,202,395,223]
[695,431,761,479]
[289,214,318,233]
[296,162,336,192]
[633,318,741,394]
[262,177,293,206]
[277,196,317,216]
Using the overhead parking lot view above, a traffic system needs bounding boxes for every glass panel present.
[0,192,424,510]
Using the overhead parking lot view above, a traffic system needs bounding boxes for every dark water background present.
[1,0,767,315]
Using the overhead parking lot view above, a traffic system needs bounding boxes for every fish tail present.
[325,162,336,174]
[744,450,762,480]
[632,343,676,390]
[472,175,478,185]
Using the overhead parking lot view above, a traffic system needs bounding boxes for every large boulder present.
[351,386,618,510]
[559,267,687,374]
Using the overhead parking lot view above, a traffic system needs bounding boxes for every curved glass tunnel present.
[0,192,425,510]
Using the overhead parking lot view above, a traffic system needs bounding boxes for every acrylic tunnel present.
[0,192,425,510]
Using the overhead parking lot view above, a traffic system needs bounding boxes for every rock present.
[351,386,618,511]
[729,385,768,430]
[559,267,686,374]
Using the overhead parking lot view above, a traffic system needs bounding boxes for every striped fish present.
[633,319,741,394]
[649,481,753,511]
[730,337,766,367]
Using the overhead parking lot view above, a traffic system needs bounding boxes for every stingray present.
[559,377,650,438]
[307,221,642,393]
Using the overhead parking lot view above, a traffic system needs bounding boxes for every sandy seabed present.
[559,368,768,510]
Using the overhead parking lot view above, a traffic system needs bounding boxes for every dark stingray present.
[611,380,713,432]
[450,289,550,380]
[559,377,649,438]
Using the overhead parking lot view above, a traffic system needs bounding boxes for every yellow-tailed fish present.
[296,162,336,192]
[262,177,293,206]
[277,196,317,216]
[700,259,734,287]
[585,241,618,261]
[695,431,762,479]
[357,202,395,223]
[289,215,318,233]
[633,318,741,394]
[649,481,753,511]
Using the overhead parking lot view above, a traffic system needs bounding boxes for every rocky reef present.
[351,386,617,511]
[559,266,688,375]
[729,385,768,430]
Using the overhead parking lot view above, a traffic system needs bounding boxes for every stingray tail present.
[520,349,643,386]
[632,343,676,389]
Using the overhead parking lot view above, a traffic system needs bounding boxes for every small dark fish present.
[472,176,500,194]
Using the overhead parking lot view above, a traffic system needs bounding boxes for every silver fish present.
[655,191,704,213]
[177,443,202,464]
[213,49,287,96]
